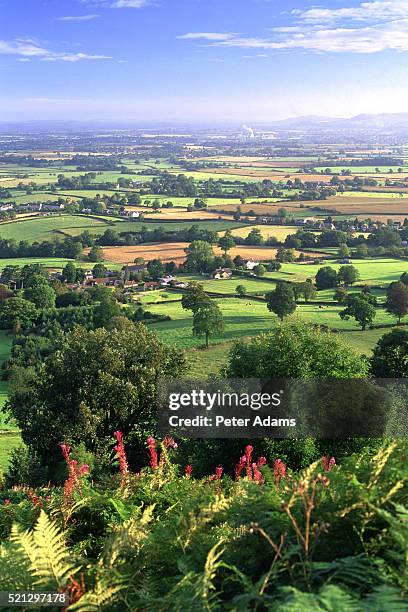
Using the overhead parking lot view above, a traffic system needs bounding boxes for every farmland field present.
[147,298,397,350]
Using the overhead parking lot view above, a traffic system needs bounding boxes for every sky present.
[1,0,408,123]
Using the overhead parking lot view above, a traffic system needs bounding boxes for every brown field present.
[214,202,303,215]
[100,242,322,265]
[362,186,408,193]
[125,207,233,220]
[314,196,408,215]
[101,242,190,264]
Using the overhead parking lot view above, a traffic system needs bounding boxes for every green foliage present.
[385,281,408,324]
[340,293,376,330]
[266,282,297,320]
[0,297,38,330]
[192,302,225,348]
[6,325,186,482]
[227,319,368,378]
[371,329,408,377]
[0,440,407,610]
[316,266,338,290]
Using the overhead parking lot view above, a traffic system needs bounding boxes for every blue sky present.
[1,0,408,122]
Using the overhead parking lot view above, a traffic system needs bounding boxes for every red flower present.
[114,431,129,482]
[184,464,193,478]
[3,499,11,506]
[60,443,88,501]
[252,462,265,484]
[147,436,158,470]
[322,456,336,472]
[257,456,267,467]
[163,436,178,450]
[273,459,287,487]
[245,445,253,479]
[209,466,223,481]
[235,455,246,480]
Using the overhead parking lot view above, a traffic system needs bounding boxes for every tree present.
[94,293,122,328]
[268,261,282,272]
[233,255,246,268]
[337,265,360,286]
[62,262,77,283]
[339,294,376,330]
[334,286,348,304]
[246,229,263,245]
[356,243,368,259]
[253,264,266,277]
[0,297,38,330]
[235,284,247,297]
[6,325,186,481]
[315,266,338,290]
[184,241,214,273]
[218,231,235,255]
[88,245,104,262]
[147,259,165,280]
[385,281,408,323]
[276,247,295,263]
[301,279,316,302]
[338,243,350,259]
[227,319,368,378]
[371,329,408,377]
[192,302,224,348]
[92,263,108,279]
[24,275,56,309]
[266,282,297,320]
[181,283,211,312]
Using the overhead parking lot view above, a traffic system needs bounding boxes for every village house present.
[125,264,146,274]
[159,275,175,287]
[245,260,258,271]
[143,281,160,291]
[211,268,233,280]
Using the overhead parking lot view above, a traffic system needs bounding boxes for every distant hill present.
[267,113,408,131]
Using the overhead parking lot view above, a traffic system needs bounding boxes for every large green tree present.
[24,275,56,309]
[266,282,297,320]
[6,324,186,480]
[192,302,224,348]
[0,297,38,330]
[385,281,408,324]
[184,240,214,273]
[218,230,235,255]
[315,266,338,290]
[337,265,360,287]
[227,319,368,378]
[181,282,211,312]
[339,294,376,330]
[371,329,408,377]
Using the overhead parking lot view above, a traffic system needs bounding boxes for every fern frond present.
[11,510,78,590]
[69,580,124,612]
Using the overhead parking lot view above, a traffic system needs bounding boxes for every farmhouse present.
[159,275,175,287]
[211,268,233,280]
[125,264,146,274]
[245,260,258,271]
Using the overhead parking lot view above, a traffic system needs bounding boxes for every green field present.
[0,214,243,243]
[0,331,20,476]
[266,258,408,285]
[0,214,113,242]
[177,274,276,295]
[147,298,397,350]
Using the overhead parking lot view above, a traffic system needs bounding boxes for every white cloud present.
[0,38,112,61]
[57,15,100,21]
[179,1,408,54]
[294,1,408,23]
[177,32,236,41]
[80,0,151,8]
